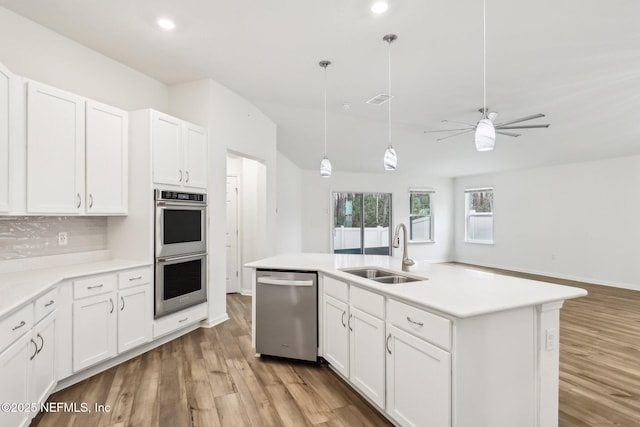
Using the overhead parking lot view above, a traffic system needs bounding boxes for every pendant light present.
[319,60,332,177]
[475,0,496,151]
[383,34,398,171]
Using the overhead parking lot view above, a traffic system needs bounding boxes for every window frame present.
[408,188,435,243]
[464,187,494,244]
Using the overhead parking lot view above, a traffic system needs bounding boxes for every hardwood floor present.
[32,266,640,426]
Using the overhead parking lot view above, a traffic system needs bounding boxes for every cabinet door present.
[183,123,207,189]
[86,101,128,214]
[30,314,56,405]
[386,324,451,427]
[152,111,182,186]
[117,285,152,353]
[73,293,117,372]
[349,307,385,408]
[0,62,11,212]
[322,294,349,377]
[0,333,31,427]
[27,81,85,214]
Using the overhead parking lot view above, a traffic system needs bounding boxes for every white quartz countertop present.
[245,253,587,318]
[0,259,152,319]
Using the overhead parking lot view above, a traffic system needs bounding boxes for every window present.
[465,188,494,243]
[333,192,392,255]
[409,189,434,242]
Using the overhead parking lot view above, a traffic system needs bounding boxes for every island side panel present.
[536,301,563,427]
[453,306,536,427]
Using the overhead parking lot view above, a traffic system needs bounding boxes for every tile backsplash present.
[0,216,107,261]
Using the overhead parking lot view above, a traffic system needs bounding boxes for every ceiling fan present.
[423,0,550,151]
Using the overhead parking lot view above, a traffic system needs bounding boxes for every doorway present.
[226,175,240,293]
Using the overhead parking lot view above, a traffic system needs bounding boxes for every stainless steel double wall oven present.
[154,190,207,318]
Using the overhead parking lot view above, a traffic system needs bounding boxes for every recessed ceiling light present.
[371,1,389,14]
[157,17,176,31]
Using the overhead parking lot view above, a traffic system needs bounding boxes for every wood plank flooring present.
[32,266,640,426]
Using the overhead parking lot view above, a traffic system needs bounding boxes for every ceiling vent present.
[366,93,394,105]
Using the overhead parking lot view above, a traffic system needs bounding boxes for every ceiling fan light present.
[320,156,332,178]
[475,118,496,151]
[383,146,397,170]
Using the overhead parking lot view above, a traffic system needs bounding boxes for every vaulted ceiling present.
[2,0,639,177]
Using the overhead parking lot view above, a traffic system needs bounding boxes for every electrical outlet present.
[57,232,68,246]
[545,328,557,351]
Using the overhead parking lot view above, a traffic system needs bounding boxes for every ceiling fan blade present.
[423,128,475,133]
[494,113,545,127]
[442,119,477,127]
[497,124,550,130]
[495,130,521,137]
[435,129,474,141]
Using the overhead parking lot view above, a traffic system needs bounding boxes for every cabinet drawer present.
[73,274,116,299]
[350,285,384,318]
[0,303,34,352]
[387,299,451,350]
[118,267,152,290]
[153,303,207,339]
[323,275,348,302]
[34,287,58,323]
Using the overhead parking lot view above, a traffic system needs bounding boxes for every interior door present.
[226,176,240,293]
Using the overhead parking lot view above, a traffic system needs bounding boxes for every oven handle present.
[156,201,207,208]
[157,254,206,263]
[257,277,314,287]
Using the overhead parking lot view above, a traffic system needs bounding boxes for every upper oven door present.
[155,201,206,257]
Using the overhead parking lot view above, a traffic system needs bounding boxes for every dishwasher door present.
[255,270,318,362]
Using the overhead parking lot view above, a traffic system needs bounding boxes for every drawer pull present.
[406,316,424,327]
[178,317,189,323]
[386,333,392,354]
[341,311,346,328]
[128,276,143,281]
[30,339,38,360]
[44,300,55,307]
[12,320,26,331]
[36,333,44,354]
[87,284,104,290]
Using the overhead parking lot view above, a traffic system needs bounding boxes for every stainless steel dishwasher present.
[255,269,318,362]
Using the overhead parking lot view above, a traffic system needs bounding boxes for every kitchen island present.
[246,253,587,427]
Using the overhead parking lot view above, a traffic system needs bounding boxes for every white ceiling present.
[2,0,639,177]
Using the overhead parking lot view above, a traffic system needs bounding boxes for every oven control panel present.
[156,190,206,203]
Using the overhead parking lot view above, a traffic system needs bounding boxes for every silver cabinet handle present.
[178,169,183,182]
[129,276,143,281]
[348,314,353,331]
[89,193,94,208]
[12,320,26,331]
[109,298,114,314]
[341,311,346,328]
[406,316,424,327]
[386,333,392,354]
[76,193,82,208]
[30,339,38,360]
[185,171,190,183]
[257,277,313,287]
[178,317,189,323]
[87,284,104,290]
[44,300,55,307]
[36,333,44,354]
[120,296,125,311]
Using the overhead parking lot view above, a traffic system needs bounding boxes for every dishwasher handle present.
[257,277,314,287]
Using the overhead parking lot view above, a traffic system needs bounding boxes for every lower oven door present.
[155,253,207,318]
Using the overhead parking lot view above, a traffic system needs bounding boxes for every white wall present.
[276,152,302,254]
[300,170,454,262]
[454,155,640,290]
[169,78,277,323]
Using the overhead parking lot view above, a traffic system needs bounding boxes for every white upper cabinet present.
[86,101,128,214]
[152,110,208,190]
[27,81,85,214]
[26,81,128,215]
[0,62,11,212]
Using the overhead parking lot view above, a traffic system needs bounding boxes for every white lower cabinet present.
[0,333,30,427]
[322,294,349,377]
[349,306,385,408]
[386,324,451,427]
[73,292,117,371]
[29,313,57,405]
[117,285,152,353]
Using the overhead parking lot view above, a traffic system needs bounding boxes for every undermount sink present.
[339,267,425,284]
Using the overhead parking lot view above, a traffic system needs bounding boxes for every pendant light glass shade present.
[474,118,496,151]
[383,145,397,170]
[320,156,332,177]
[319,60,332,178]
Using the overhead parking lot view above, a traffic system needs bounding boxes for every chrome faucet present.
[393,223,415,272]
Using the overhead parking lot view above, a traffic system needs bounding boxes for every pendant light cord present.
[388,36,392,148]
[482,0,487,118]
[324,64,328,157]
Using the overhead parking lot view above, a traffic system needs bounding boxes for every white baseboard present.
[200,313,229,328]
[240,289,253,296]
